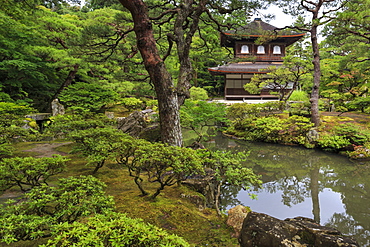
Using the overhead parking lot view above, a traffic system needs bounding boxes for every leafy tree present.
[58,81,118,113]
[136,143,203,199]
[180,100,228,142]
[277,0,349,126]
[197,149,261,215]
[68,127,130,173]
[118,0,275,146]
[0,103,39,159]
[114,136,151,196]
[0,175,115,244]
[45,113,115,138]
[115,139,203,199]
[0,155,69,192]
[322,0,370,110]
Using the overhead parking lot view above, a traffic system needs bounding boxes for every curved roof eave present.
[222,32,306,38]
[208,68,269,74]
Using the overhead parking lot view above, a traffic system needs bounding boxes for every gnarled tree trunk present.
[119,0,182,146]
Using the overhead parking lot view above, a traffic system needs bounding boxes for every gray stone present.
[239,212,359,247]
[306,128,319,143]
[51,99,65,116]
[117,109,158,139]
[117,111,146,137]
[25,113,52,121]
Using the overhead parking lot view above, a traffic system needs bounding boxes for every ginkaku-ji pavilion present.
[208,18,305,101]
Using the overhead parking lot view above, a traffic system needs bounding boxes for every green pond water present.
[187,132,370,246]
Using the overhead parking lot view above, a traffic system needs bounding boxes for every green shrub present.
[347,97,370,112]
[45,113,115,139]
[0,176,115,244]
[288,90,309,101]
[317,133,351,151]
[0,155,69,192]
[227,101,283,121]
[334,123,370,145]
[227,115,313,145]
[120,97,143,110]
[0,102,36,116]
[181,100,228,141]
[41,212,190,247]
[189,87,208,100]
[59,82,118,113]
[68,127,130,173]
[287,101,311,116]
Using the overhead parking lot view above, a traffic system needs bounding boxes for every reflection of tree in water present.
[324,163,370,235]
[326,213,370,247]
[219,184,243,212]
[205,132,370,246]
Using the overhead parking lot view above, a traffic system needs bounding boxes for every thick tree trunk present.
[174,0,205,105]
[119,0,182,146]
[310,24,321,127]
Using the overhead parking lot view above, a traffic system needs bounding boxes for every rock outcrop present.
[239,212,359,247]
[227,205,250,238]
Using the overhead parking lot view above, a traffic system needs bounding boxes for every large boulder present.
[239,212,359,247]
[117,111,147,136]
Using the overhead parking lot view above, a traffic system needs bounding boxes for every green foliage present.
[120,97,144,110]
[0,143,14,160]
[0,102,36,116]
[0,155,68,192]
[41,212,190,247]
[59,82,119,113]
[196,149,261,214]
[181,100,228,141]
[115,139,203,199]
[68,127,130,173]
[227,115,313,145]
[144,99,159,112]
[289,90,309,102]
[226,102,284,122]
[45,113,115,138]
[287,101,311,116]
[334,123,370,146]
[136,143,204,199]
[0,115,31,144]
[189,87,208,100]
[317,133,351,151]
[347,97,370,113]
[199,150,260,188]
[0,175,115,244]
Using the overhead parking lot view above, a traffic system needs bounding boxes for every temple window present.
[273,45,281,54]
[257,45,265,54]
[241,45,249,54]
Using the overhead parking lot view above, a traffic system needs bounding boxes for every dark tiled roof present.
[224,18,303,36]
[208,62,283,74]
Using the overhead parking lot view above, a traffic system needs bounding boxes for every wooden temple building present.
[208,18,305,101]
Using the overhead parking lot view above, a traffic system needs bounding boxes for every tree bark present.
[119,0,182,146]
[310,22,321,127]
[174,0,205,105]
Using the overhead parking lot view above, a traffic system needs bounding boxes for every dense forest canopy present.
[0,0,369,141]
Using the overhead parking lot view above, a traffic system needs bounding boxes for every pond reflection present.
[198,133,370,247]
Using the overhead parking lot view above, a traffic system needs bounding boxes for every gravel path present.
[23,142,72,158]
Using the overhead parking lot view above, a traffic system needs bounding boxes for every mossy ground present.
[2,141,239,247]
